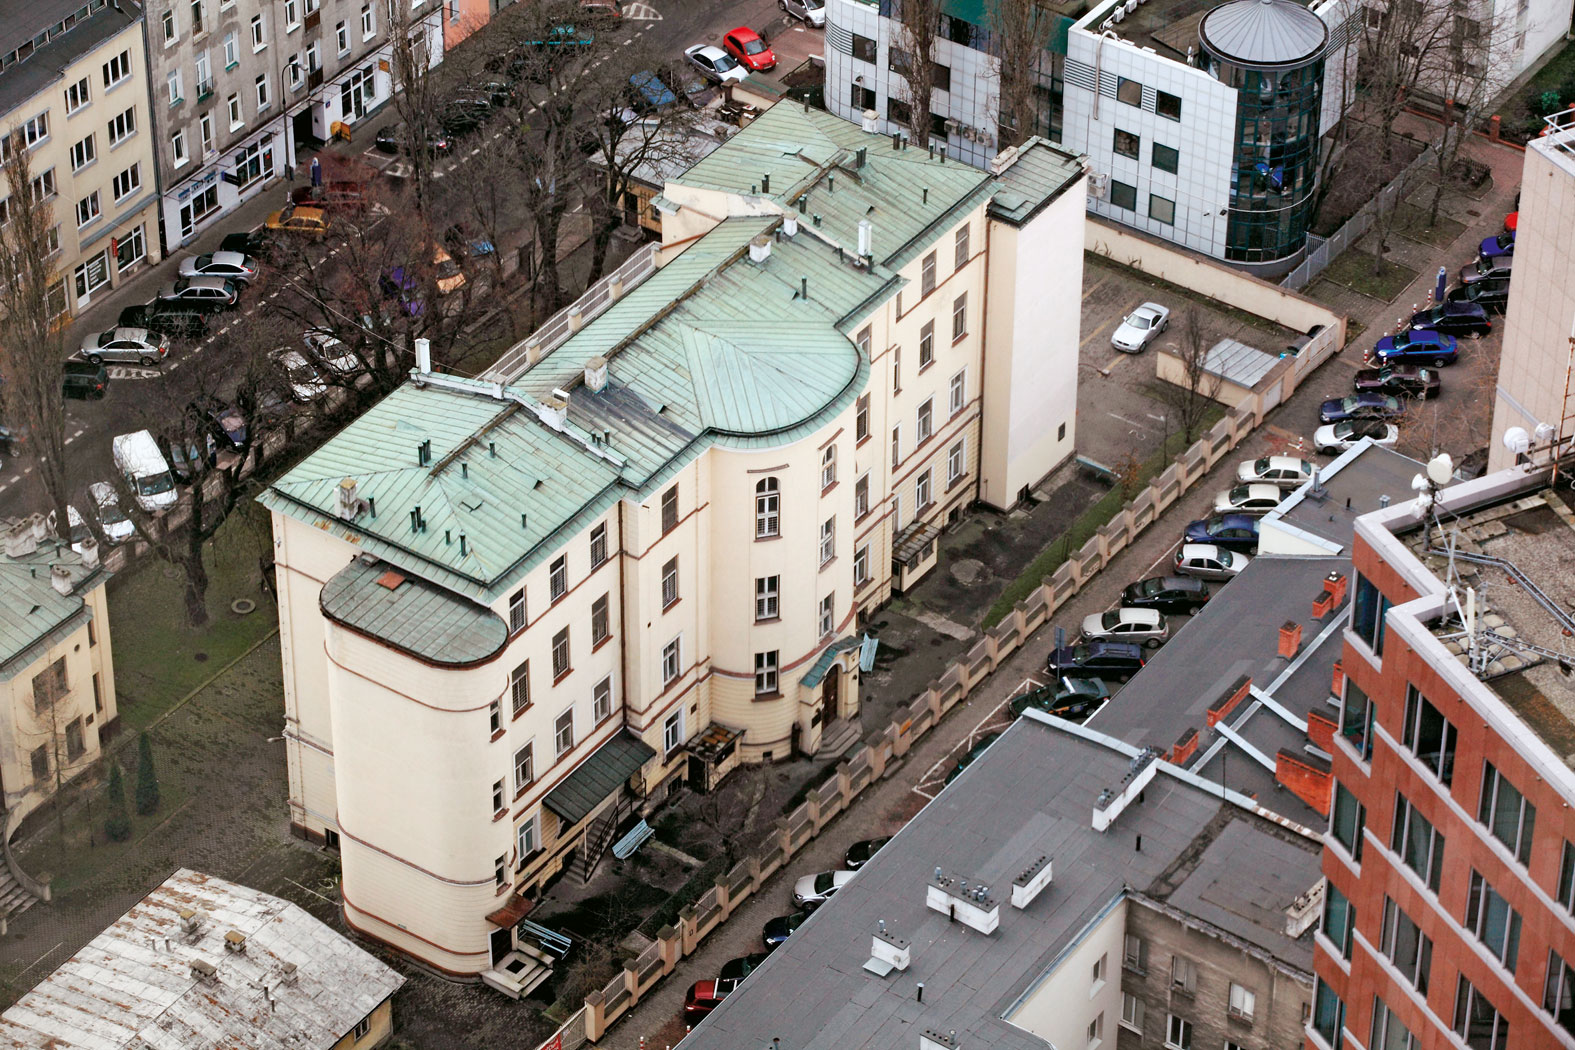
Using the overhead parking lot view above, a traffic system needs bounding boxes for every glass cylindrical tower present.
[1197,0,1327,269]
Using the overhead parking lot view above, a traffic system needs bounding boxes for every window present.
[287,54,303,88]
[1109,180,1137,211]
[517,816,537,859]
[361,3,376,37]
[199,112,213,154]
[921,251,936,296]
[891,426,901,469]
[1400,686,1454,782]
[554,708,575,755]
[1330,780,1364,861]
[1322,882,1355,960]
[1454,976,1509,1049]
[917,399,933,444]
[661,485,678,533]
[855,475,870,519]
[590,523,608,567]
[1379,895,1431,992]
[195,50,211,95]
[855,394,870,442]
[547,556,568,601]
[948,440,966,485]
[892,346,901,394]
[1370,998,1419,1050]
[66,77,91,114]
[70,135,95,172]
[75,192,100,228]
[819,594,834,638]
[1351,573,1391,655]
[1120,992,1144,1033]
[64,718,85,760]
[111,163,140,201]
[172,129,188,165]
[1152,143,1179,174]
[952,293,967,340]
[11,114,48,152]
[116,225,144,272]
[755,478,780,538]
[822,445,837,490]
[916,469,932,508]
[256,73,270,111]
[1123,933,1146,971]
[30,168,56,202]
[286,0,300,28]
[551,628,570,679]
[1170,955,1195,995]
[661,557,679,609]
[1479,761,1536,864]
[492,779,505,813]
[488,699,501,734]
[493,855,506,887]
[514,742,534,790]
[306,41,320,71]
[1164,1014,1191,1049]
[755,576,779,621]
[30,746,47,783]
[1544,948,1575,1036]
[1337,679,1375,761]
[950,370,966,416]
[1091,953,1107,988]
[108,107,135,146]
[1113,128,1140,159]
[103,50,131,88]
[856,326,871,360]
[932,63,951,92]
[919,321,935,369]
[820,517,835,567]
[93,673,102,710]
[591,594,610,646]
[336,21,349,53]
[663,710,683,753]
[1228,983,1255,1021]
[954,223,969,269]
[223,31,238,67]
[852,33,877,62]
[251,13,266,50]
[1149,195,1176,226]
[854,544,870,586]
[661,638,681,685]
[510,660,530,715]
[1116,77,1142,106]
[1312,979,1345,1048]
[593,676,612,723]
[227,93,242,130]
[1156,90,1182,120]
[1466,869,1522,971]
[1391,791,1445,892]
[754,651,779,695]
[168,70,183,106]
[509,589,526,633]
[850,83,876,111]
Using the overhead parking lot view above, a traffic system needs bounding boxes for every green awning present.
[543,730,656,825]
[801,636,862,688]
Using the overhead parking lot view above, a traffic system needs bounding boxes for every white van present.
[112,430,178,514]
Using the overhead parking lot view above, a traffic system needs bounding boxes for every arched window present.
[755,478,780,538]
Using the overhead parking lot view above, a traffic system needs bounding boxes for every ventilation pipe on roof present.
[749,234,773,264]
[762,173,771,193]
[857,220,873,259]
[415,337,432,375]
[50,564,72,596]
[855,146,867,168]
[783,212,799,237]
[827,172,835,193]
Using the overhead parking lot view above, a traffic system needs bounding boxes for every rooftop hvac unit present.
[1111,8,1126,22]
[1125,0,1138,11]
[1089,172,1109,198]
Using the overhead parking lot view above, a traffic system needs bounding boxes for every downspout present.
[1093,29,1119,121]
[974,212,991,508]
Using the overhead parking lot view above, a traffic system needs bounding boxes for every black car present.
[441,99,492,137]
[0,424,19,459]
[1045,640,1146,682]
[1121,575,1211,615]
[945,733,1001,785]
[220,228,275,260]
[117,302,211,340]
[844,837,890,870]
[1408,301,1492,339]
[719,953,768,981]
[374,123,453,156]
[762,911,810,950]
[1009,677,1111,721]
[1446,278,1510,315]
[62,360,108,400]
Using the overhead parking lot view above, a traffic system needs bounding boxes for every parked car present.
[1236,455,1313,490]
[1408,301,1492,339]
[684,44,748,84]
[1212,483,1283,516]
[441,98,492,137]
[779,0,826,26]
[157,275,240,312]
[1081,607,1169,648]
[190,396,247,451]
[723,26,777,71]
[273,349,328,401]
[79,327,168,366]
[1368,329,1457,368]
[1008,677,1110,722]
[302,328,363,375]
[684,977,742,1022]
[1459,253,1512,286]
[625,70,680,116]
[1478,230,1514,263]
[62,360,108,400]
[720,953,768,981]
[945,732,1001,785]
[1353,365,1440,401]
[1110,302,1169,353]
[1173,542,1250,580]
[762,910,810,950]
[1183,513,1260,554]
[265,204,330,237]
[433,245,466,295]
[792,870,855,909]
[89,481,134,544]
[1445,278,1510,315]
[111,430,178,514]
[379,266,426,317]
[290,181,370,211]
[1319,392,1405,425]
[118,302,210,340]
[581,0,623,14]
[46,504,93,556]
[178,250,259,284]
[844,837,891,870]
[163,433,216,482]
[219,229,274,258]
[374,123,453,156]
[1314,420,1400,455]
[1045,640,1146,681]
[1121,575,1211,615]
[443,222,497,258]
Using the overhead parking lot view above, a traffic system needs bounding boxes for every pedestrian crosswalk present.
[623,2,661,18]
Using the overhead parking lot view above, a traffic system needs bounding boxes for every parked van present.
[112,430,177,514]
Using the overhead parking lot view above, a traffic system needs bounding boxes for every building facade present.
[261,102,1087,978]
[141,0,443,250]
[1311,464,1575,1049]
[0,0,162,315]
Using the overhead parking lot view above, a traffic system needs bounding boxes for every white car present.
[1110,302,1170,353]
[1212,483,1284,517]
[302,329,362,376]
[1173,543,1250,581]
[1236,455,1314,490]
[178,250,259,284]
[779,0,826,26]
[273,349,328,402]
[89,481,135,544]
[1314,421,1400,455]
[684,44,747,84]
[1081,607,1169,648]
[792,870,855,909]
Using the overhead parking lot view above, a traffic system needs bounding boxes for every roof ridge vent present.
[1092,747,1161,832]
[926,868,999,934]
[1010,855,1053,909]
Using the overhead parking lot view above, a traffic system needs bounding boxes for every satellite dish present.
[1535,422,1557,444]
[1426,452,1453,486]
[1503,427,1531,455]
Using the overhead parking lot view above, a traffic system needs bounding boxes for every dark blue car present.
[1478,231,1514,262]
[1045,640,1146,681]
[1408,300,1492,339]
[1369,329,1457,367]
[1184,513,1260,553]
[762,911,810,950]
[1319,392,1405,424]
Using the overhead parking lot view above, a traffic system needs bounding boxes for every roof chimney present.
[1010,855,1053,909]
[782,212,799,237]
[336,478,362,521]
[525,342,544,366]
[3,518,38,558]
[278,962,299,986]
[926,869,999,934]
[415,337,432,375]
[584,356,609,392]
[190,959,218,984]
[1091,748,1161,832]
[541,390,570,430]
[78,536,99,569]
[857,220,873,259]
[224,930,247,954]
[749,234,772,264]
[869,923,911,972]
[861,109,879,133]
[50,564,73,596]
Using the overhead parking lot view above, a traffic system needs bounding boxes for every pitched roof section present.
[0,528,106,679]
[543,730,658,824]
[320,555,508,666]
[988,138,1088,226]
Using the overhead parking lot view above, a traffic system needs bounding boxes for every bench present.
[612,819,655,860]
[518,919,573,961]
[1075,455,1117,484]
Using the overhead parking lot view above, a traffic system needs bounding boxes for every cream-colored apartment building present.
[0,0,161,315]
[1488,110,1575,472]
[261,102,1086,979]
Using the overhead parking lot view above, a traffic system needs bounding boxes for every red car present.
[684,977,742,1022]
[723,26,776,72]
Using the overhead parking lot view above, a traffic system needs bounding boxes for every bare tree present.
[684,766,768,869]
[892,0,944,147]
[1356,0,1456,166]
[988,0,1056,151]
[1422,12,1513,223]
[387,2,445,216]
[1159,308,1223,444]
[0,141,72,539]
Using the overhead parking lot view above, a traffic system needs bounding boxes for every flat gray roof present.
[1203,337,1279,389]
[0,2,135,119]
[1273,445,1425,550]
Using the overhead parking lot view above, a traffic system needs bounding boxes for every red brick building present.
[1311,466,1575,1050]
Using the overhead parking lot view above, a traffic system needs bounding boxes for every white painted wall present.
[1006,897,1129,1050]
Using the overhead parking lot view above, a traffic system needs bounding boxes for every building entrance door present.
[823,669,840,723]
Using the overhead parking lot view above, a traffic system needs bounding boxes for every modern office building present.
[261,101,1087,978]
[0,0,163,315]
[1312,461,1575,1048]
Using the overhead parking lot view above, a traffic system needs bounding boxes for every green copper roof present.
[987,139,1088,225]
[320,555,508,666]
[543,730,657,824]
[0,536,106,680]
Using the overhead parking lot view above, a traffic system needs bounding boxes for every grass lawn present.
[1497,39,1575,144]
[1394,203,1467,248]
[1319,251,1418,303]
[107,499,277,732]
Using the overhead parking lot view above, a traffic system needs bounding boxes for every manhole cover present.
[193,652,208,663]
[231,598,256,615]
